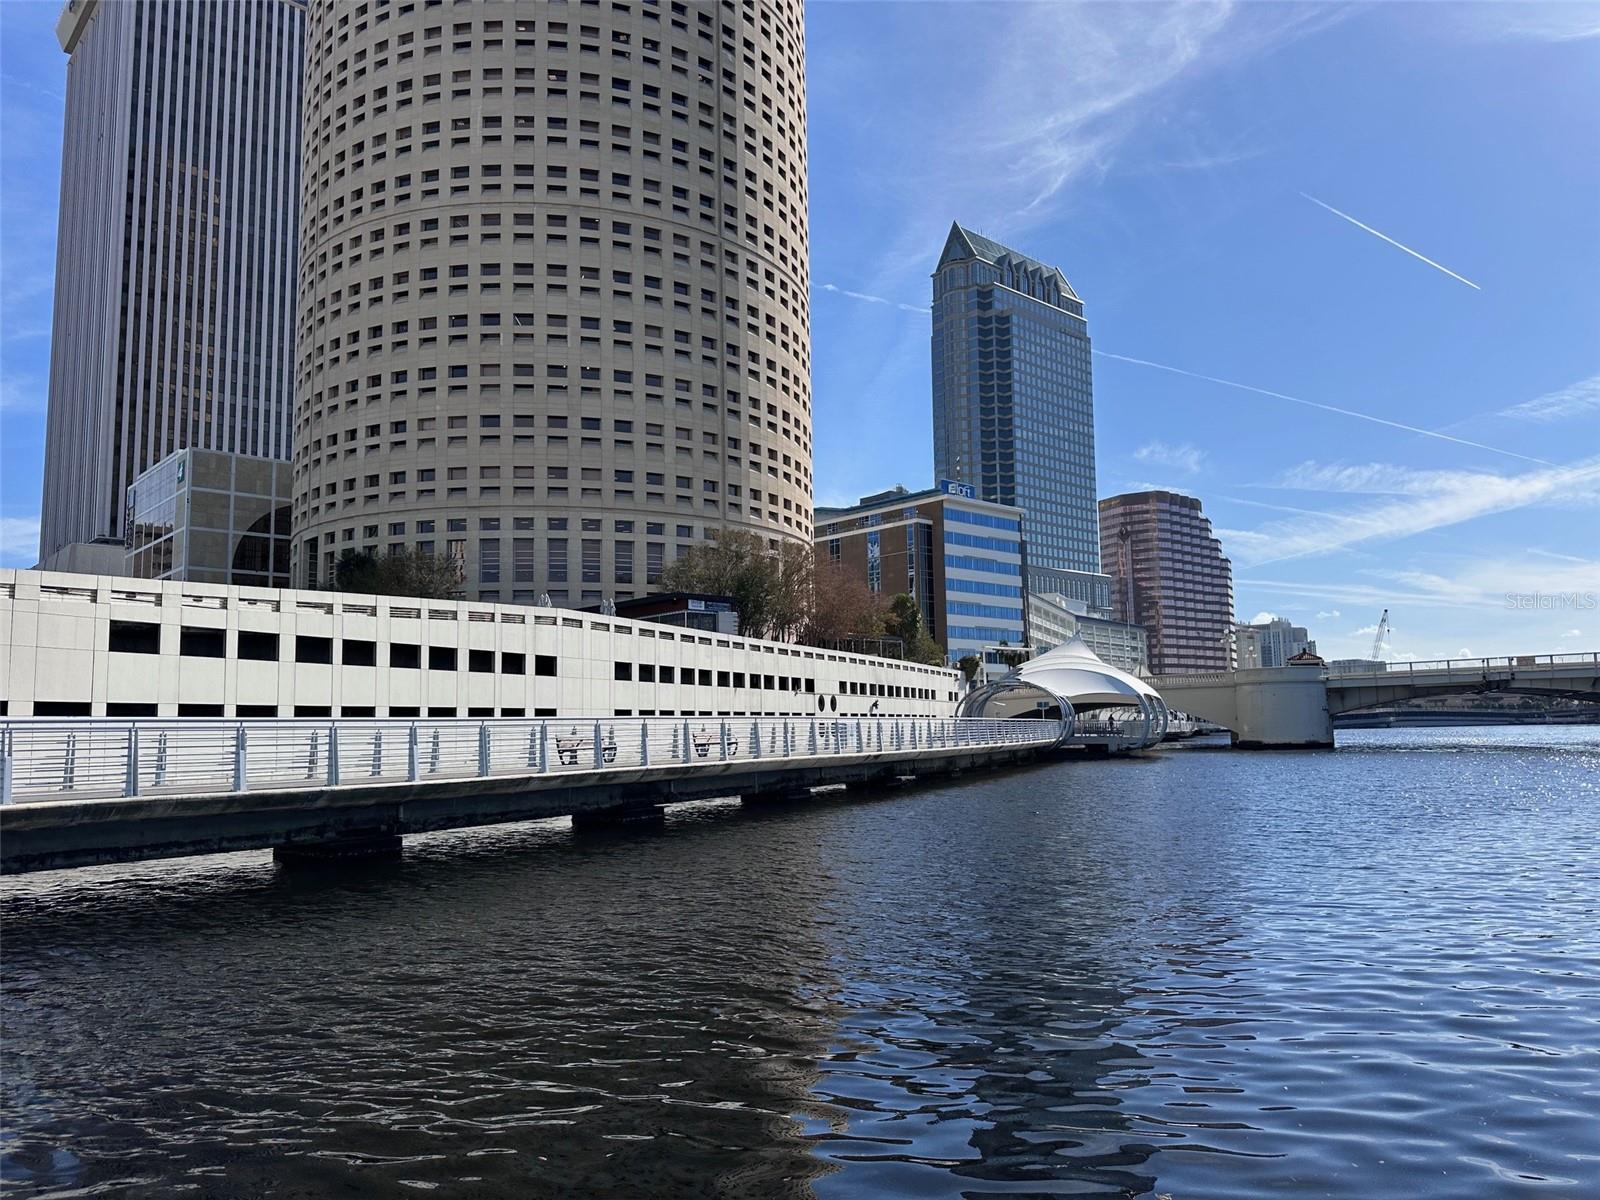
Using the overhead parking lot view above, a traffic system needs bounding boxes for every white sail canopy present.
[956,635,1167,747]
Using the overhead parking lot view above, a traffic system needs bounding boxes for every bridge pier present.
[740,785,813,806]
[273,833,403,865]
[571,803,667,831]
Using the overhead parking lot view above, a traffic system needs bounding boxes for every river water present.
[2,727,1598,1199]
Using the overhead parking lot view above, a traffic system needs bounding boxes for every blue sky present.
[3,2,1598,662]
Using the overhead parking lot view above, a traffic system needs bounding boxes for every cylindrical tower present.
[293,0,812,604]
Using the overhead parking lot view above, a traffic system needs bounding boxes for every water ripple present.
[2,726,1598,1197]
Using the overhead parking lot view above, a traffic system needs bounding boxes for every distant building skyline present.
[1100,490,1234,675]
[38,0,305,562]
[931,222,1104,579]
[1235,617,1317,670]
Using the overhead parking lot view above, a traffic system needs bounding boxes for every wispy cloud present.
[828,3,1347,291]
[1300,193,1481,289]
[1496,374,1600,422]
[0,515,40,567]
[1094,350,1552,466]
[815,283,930,315]
[1455,3,1600,43]
[1219,455,1600,567]
[1133,440,1206,473]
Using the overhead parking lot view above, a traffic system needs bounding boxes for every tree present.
[884,592,946,666]
[661,530,783,639]
[333,549,464,599]
[957,654,983,682]
[805,563,887,646]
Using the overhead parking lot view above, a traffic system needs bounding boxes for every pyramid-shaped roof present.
[936,222,1080,301]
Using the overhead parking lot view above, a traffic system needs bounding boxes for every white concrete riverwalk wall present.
[0,570,959,720]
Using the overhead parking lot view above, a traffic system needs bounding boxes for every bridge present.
[0,715,1066,874]
[1150,653,1600,748]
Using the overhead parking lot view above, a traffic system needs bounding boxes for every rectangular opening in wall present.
[534,654,557,676]
[106,702,159,717]
[697,669,712,687]
[468,706,494,717]
[614,661,632,680]
[296,636,334,664]
[177,704,225,717]
[179,628,226,658]
[238,631,279,661]
[237,705,277,718]
[428,706,457,717]
[429,646,458,671]
[293,705,332,717]
[343,639,377,666]
[109,621,161,655]
[659,666,675,684]
[391,642,422,669]
[469,649,494,673]
[501,707,526,717]
[502,652,526,674]
[34,701,92,716]
[390,705,421,717]
[534,707,557,717]
[341,706,377,717]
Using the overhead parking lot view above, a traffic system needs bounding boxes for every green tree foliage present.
[661,530,788,640]
[332,549,464,599]
[884,592,947,666]
[662,533,902,651]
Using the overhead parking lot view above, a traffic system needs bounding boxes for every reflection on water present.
[3,727,1599,1198]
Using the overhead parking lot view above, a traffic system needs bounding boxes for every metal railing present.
[0,716,1065,806]
[1327,652,1599,678]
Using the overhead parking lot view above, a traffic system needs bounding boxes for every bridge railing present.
[1327,651,1598,678]
[0,715,1065,806]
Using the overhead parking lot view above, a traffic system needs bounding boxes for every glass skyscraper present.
[932,223,1102,578]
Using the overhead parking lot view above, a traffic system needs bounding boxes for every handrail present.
[1327,651,1598,678]
[0,716,1067,806]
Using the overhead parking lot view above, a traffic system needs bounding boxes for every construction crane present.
[1371,609,1390,661]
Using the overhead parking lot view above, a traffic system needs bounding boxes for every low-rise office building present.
[126,449,292,588]
[0,569,959,720]
[1028,591,1148,674]
[815,482,1026,667]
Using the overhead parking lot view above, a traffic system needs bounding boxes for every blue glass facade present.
[932,224,1101,576]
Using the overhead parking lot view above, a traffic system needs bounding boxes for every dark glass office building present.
[931,223,1103,578]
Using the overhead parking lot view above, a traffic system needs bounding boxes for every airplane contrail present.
[1091,350,1552,466]
[1300,193,1481,290]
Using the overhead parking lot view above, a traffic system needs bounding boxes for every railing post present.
[641,720,650,767]
[233,725,248,791]
[0,729,12,806]
[408,723,420,781]
[328,723,341,786]
[752,719,761,758]
[809,719,818,755]
[478,722,491,777]
[682,719,692,764]
[153,731,167,787]
[125,726,140,797]
[63,731,77,791]
[593,720,604,770]
[538,722,548,773]
[855,718,863,753]
[720,719,730,761]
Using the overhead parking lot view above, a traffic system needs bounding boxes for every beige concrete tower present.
[293,0,813,604]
